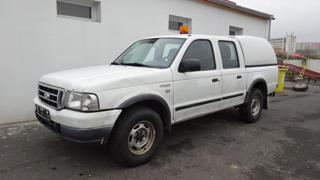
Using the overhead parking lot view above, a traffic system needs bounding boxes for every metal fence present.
[287,59,320,73]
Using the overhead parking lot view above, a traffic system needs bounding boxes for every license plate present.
[36,105,50,119]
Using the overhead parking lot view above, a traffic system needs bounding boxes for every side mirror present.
[178,59,201,73]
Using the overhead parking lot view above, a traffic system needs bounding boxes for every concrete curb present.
[0,120,38,128]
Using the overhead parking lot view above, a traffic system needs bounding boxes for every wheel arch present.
[117,94,172,132]
[246,78,268,109]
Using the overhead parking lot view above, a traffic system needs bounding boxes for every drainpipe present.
[268,18,272,40]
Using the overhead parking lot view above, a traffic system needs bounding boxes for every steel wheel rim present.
[128,121,156,156]
[251,97,261,117]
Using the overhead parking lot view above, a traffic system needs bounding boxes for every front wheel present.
[239,89,263,123]
[109,106,164,167]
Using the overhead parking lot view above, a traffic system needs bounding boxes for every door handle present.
[212,78,219,83]
[237,75,242,79]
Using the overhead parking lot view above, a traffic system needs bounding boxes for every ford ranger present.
[34,35,278,166]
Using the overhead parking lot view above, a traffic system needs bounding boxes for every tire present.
[239,89,264,123]
[293,83,308,92]
[109,106,164,167]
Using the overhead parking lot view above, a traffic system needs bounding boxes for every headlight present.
[64,91,99,112]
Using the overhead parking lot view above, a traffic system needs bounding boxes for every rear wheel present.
[239,89,263,123]
[109,106,163,167]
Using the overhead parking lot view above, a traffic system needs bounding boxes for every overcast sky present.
[232,0,320,42]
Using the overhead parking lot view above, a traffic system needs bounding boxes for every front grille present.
[38,83,64,109]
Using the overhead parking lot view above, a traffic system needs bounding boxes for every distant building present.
[296,43,320,50]
[285,34,297,55]
[270,38,286,52]
[270,34,296,54]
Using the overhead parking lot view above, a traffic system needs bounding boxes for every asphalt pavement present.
[1,85,320,180]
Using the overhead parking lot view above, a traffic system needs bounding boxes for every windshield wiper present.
[120,62,152,68]
[110,62,120,65]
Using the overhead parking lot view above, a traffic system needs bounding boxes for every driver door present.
[173,39,222,122]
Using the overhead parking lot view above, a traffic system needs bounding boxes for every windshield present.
[113,38,186,68]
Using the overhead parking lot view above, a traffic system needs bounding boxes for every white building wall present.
[0,0,270,124]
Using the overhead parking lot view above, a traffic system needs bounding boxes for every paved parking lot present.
[1,85,320,180]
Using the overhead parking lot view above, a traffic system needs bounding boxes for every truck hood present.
[40,65,172,92]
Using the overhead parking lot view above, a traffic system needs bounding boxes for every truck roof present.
[145,34,229,39]
[146,34,277,67]
[146,34,270,41]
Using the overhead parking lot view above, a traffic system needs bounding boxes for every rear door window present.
[219,41,240,69]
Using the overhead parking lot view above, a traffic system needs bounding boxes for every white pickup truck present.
[34,35,278,166]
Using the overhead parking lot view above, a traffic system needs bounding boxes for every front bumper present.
[34,97,122,144]
[36,112,113,143]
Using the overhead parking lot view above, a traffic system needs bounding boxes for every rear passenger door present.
[173,39,222,122]
[218,40,246,108]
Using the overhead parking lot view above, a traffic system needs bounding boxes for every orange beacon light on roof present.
[180,26,189,34]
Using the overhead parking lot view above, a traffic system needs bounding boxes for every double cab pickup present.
[34,35,278,166]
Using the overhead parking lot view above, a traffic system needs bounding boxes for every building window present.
[169,15,192,33]
[229,26,243,36]
[57,0,101,22]
[169,21,183,31]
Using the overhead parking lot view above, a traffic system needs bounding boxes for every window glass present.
[57,1,92,19]
[162,44,181,59]
[115,38,186,68]
[229,26,243,36]
[124,43,153,63]
[169,21,183,31]
[169,15,192,33]
[229,31,236,36]
[182,40,215,71]
[219,41,240,69]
